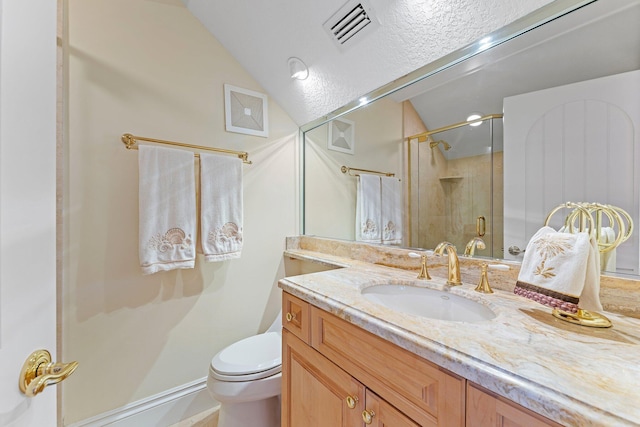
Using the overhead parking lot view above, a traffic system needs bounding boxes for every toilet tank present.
[266,310,282,333]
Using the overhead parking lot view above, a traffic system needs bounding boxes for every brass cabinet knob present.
[19,349,78,397]
[285,312,296,322]
[345,395,359,409]
[362,409,375,424]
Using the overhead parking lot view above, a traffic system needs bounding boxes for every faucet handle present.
[408,251,432,280]
[474,263,509,293]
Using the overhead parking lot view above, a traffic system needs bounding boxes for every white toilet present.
[207,312,282,427]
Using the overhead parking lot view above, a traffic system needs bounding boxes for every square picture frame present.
[327,117,355,154]
[224,84,269,137]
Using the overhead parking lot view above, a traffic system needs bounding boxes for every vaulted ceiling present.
[181,0,553,126]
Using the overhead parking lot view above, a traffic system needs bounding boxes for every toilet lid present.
[211,332,282,376]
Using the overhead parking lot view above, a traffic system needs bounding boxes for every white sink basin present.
[361,284,496,322]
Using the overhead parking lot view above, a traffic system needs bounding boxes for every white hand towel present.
[381,176,402,245]
[356,174,381,243]
[200,153,243,262]
[514,226,603,312]
[139,145,196,275]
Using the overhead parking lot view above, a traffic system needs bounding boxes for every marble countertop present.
[279,247,640,427]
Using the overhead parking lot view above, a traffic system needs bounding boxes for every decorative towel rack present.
[341,165,395,177]
[544,201,633,253]
[121,133,252,164]
[540,201,634,329]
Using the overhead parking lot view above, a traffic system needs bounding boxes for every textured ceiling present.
[181,0,553,126]
[392,0,640,132]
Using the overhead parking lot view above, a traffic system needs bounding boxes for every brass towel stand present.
[121,133,252,164]
[341,165,395,177]
[542,201,634,328]
[545,202,633,253]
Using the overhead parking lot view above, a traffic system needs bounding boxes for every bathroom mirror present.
[302,0,640,276]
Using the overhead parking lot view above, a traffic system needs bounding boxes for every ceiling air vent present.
[323,0,379,50]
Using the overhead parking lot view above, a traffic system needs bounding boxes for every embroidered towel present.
[139,145,196,275]
[514,226,602,312]
[356,174,381,243]
[381,176,402,245]
[200,153,243,262]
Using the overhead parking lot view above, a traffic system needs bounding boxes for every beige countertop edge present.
[279,250,640,427]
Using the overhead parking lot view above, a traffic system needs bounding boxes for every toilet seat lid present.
[211,332,281,376]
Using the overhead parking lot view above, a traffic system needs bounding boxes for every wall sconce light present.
[288,57,309,80]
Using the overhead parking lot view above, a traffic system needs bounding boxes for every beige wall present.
[63,0,298,423]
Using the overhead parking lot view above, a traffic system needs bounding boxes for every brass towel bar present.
[406,114,504,142]
[341,165,395,177]
[121,133,252,164]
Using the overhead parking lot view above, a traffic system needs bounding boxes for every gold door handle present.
[285,312,296,322]
[345,395,359,409]
[362,409,375,424]
[19,349,78,397]
[476,216,486,237]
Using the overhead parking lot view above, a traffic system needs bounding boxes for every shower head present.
[429,140,451,151]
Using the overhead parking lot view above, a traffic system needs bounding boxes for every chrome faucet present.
[464,236,486,257]
[434,241,462,286]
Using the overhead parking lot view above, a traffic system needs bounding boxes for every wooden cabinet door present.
[282,329,365,427]
[364,389,420,427]
[467,383,562,427]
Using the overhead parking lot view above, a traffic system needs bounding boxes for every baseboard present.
[66,377,218,427]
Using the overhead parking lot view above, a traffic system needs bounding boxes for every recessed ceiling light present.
[467,113,483,126]
[288,57,309,80]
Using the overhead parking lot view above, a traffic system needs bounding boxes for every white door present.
[503,70,640,274]
[0,1,59,426]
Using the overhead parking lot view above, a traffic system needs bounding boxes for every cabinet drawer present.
[311,307,465,427]
[282,292,310,344]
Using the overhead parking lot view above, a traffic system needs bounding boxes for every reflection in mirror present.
[304,97,403,242]
[407,115,503,259]
[302,0,640,277]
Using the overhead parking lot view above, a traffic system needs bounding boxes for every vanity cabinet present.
[282,292,568,426]
[466,383,562,427]
[282,292,465,426]
[283,329,419,426]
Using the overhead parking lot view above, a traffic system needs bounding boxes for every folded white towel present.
[200,153,243,262]
[356,174,381,243]
[139,145,196,275]
[514,226,603,312]
[381,176,402,245]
